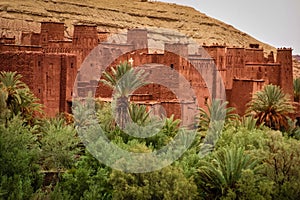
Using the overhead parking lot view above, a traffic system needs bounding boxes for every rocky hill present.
[1,0,299,77]
[293,55,300,78]
[294,55,300,62]
[0,0,277,52]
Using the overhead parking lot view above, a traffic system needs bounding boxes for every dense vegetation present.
[1,71,300,200]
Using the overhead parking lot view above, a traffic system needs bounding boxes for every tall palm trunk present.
[116,96,130,129]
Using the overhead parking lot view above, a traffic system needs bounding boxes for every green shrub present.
[263,132,300,199]
[110,166,198,200]
[0,117,42,199]
[39,118,80,170]
[216,126,269,152]
[50,153,112,200]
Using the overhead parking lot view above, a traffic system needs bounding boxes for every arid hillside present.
[1,0,299,77]
[0,0,276,51]
[293,55,300,78]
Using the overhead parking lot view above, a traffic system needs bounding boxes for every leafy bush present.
[110,165,198,200]
[216,126,269,152]
[39,118,80,171]
[263,132,300,199]
[0,117,42,199]
[221,169,273,200]
[50,153,112,200]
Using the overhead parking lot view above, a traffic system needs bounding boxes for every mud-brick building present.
[0,22,104,116]
[0,21,298,120]
[203,45,294,115]
[0,51,76,115]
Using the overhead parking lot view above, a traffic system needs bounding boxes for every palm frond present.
[196,99,238,131]
[128,103,150,125]
[0,71,43,124]
[247,84,294,130]
[198,146,261,196]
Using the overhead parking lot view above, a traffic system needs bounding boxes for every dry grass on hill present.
[293,58,300,78]
[0,0,298,76]
[0,0,275,51]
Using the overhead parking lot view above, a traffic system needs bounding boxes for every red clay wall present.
[40,22,65,46]
[0,36,15,44]
[21,32,40,46]
[127,29,148,51]
[95,48,209,118]
[203,45,226,70]
[72,25,99,67]
[230,79,265,115]
[277,48,293,98]
[0,44,42,52]
[225,47,245,89]
[245,48,264,63]
[243,64,281,86]
[0,51,77,117]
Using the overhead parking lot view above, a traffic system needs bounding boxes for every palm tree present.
[197,146,261,198]
[196,99,238,131]
[101,62,147,129]
[0,71,42,124]
[39,117,79,171]
[235,116,264,131]
[197,99,239,158]
[247,84,294,131]
[128,103,150,126]
[294,77,300,102]
[101,61,132,89]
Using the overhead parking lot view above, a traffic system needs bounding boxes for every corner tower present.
[127,29,148,51]
[72,24,98,48]
[40,22,65,46]
[276,48,293,97]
